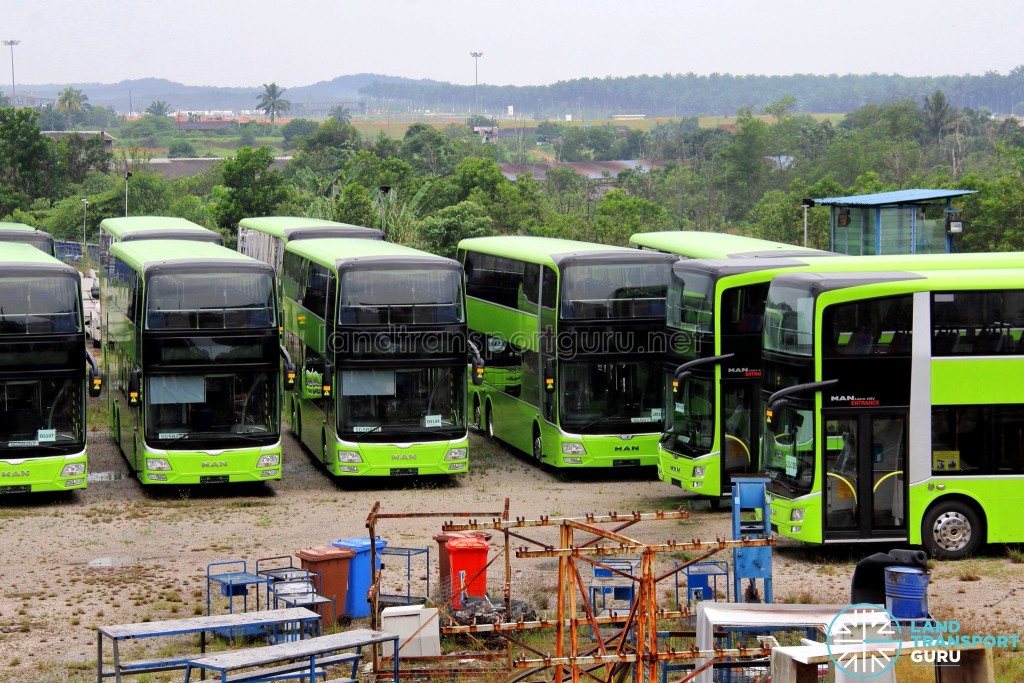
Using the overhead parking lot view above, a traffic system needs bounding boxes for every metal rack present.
[379,546,430,606]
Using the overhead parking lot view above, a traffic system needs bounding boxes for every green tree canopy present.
[214,146,287,229]
[256,83,291,123]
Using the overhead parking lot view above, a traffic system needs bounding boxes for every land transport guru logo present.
[827,604,902,678]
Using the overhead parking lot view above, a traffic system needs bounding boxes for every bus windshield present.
[144,371,278,443]
[560,360,662,434]
[0,275,80,334]
[763,283,815,356]
[666,268,715,333]
[762,402,816,498]
[146,271,275,330]
[0,378,83,451]
[561,262,669,319]
[338,268,463,325]
[337,365,466,438]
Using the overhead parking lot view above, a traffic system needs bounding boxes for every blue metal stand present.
[731,476,773,603]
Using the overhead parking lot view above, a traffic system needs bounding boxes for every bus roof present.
[773,267,1024,298]
[0,222,39,232]
[237,216,384,240]
[109,239,268,274]
[99,216,219,241]
[0,242,78,274]
[630,231,833,259]
[459,235,672,268]
[287,238,459,270]
[674,251,1024,282]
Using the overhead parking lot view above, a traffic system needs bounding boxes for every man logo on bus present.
[827,604,902,678]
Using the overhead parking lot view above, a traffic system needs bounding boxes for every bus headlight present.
[562,457,583,465]
[790,509,805,522]
[64,478,84,487]
[562,442,587,455]
[147,458,171,471]
[61,463,86,477]
[693,466,706,478]
[338,466,359,473]
[337,451,362,463]
[257,454,280,468]
[445,448,467,461]
[448,462,467,471]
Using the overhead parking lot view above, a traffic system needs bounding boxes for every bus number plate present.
[200,476,229,484]
[0,485,30,494]
[390,468,417,476]
[613,459,640,467]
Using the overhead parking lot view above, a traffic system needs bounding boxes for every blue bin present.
[884,565,930,619]
[332,537,388,618]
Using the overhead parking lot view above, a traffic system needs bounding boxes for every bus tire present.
[532,426,543,463]
[485,401,495,440]
[922,500,984,560]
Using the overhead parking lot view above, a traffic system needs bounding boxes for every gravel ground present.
[0,427,1022,682]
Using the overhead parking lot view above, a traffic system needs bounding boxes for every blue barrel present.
[331,537,388,618]
[884,565,930,619]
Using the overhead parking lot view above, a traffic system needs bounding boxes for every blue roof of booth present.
[811,189,977,207]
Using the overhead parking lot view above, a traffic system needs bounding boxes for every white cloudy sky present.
[5,0,1023,88]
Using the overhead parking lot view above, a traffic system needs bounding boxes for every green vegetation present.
[3,88,1024,252]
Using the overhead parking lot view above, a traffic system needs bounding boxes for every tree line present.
[2,88,1023,257]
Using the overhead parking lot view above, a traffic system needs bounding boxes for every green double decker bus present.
[282,238,477,477]
[760,267,1024,559]
[104,240,283,485]
[0,244,102,493]
[630,230,832,259]
[0,222,56,256]
[459,236,676,468]
[238,216,384,272]
[659,251,1024,504]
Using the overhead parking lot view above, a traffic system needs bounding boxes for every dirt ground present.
[1,428,1023,682]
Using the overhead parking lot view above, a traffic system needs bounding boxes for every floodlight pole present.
[801,198,815,247]
[470,51,483,115]
[124,171,133,216]
[81,198,89,248]
[2,39,18,102]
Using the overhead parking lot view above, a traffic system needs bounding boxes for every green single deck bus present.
[459,236,676,468]
[630,230,833,259]
[238,216,384,272]
[282,238,477,477]
[760,268,1024,559]
[104,240,283,485]
[659,251,1024,503]
[0,222,56,256]
[0,244,102,493]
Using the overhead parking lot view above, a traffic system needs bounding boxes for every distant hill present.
[19,74,447,113]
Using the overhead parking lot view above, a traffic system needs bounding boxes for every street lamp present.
[2,39,18,103]
[81,198,89,250]
[801,198,815,247]
[470,51,483,116]
[124,171,133,216]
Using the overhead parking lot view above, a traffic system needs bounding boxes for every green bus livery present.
[760,267,1024,559]
[659,251,1024,502]
[104,240,282,485]
[0,244,102,493]
[281,238,476,477]
[459,236,676,468]
[0,222,56,256]
[629,230,833,259]
[238,216,384,272]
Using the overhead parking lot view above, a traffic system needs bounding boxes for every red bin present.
[433,531,493,602]
[446,537,490,608]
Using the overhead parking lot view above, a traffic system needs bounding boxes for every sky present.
[4,0,1024,89]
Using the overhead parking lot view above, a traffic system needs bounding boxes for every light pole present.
[2,39,18,103]
[470,51,483,116]
[124,171,132,216]
[81,198,89,250]
[801,198,815,247]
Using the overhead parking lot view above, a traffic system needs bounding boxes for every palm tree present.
[256,82,291,123]
[329,105,351,125]
[55,87,88,127]
[145,100,171,116]
[923,90,955,146]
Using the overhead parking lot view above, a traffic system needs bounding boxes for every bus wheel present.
[532,427,543,463]
[473,397,482,431]
[923,500,983,560]
[485,402,495,439]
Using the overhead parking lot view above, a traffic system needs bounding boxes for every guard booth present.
[809,189,977,255]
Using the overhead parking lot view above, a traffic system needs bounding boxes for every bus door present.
[721,380,756,481]
[822,411,907,540]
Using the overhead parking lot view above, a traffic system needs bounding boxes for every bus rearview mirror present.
[128,369,140,406]
[544,358,556,393]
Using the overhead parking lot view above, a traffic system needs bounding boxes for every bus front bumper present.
[767,491,822,544]
[139,442,282,484]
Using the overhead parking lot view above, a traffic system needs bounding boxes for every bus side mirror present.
[471,357,484,386]
[128,369,140,406]
[280,346,296,391]
[86,353,103,397]
[322,361,333,398]
[544,358,556,393]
